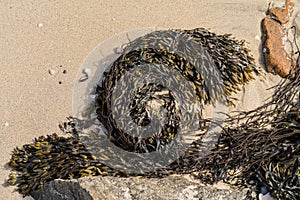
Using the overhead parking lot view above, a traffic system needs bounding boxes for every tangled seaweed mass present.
[7,28,300,199]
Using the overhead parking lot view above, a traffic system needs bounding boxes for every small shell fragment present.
[48,69,56,75]
[79,74,88,82]
[255,35,261,41]
[37,22,43,28]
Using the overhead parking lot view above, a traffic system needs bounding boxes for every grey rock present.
[30,175,251,200]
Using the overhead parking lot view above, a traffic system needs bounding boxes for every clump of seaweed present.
[95,28,258,155]
[7,126,118,196]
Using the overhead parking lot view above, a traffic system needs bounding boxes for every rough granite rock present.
[29,175,252,200]
[261,0,295,77]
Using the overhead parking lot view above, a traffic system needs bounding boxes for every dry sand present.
[0,0,299,199]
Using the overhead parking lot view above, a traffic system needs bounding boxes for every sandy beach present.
[0,0,299,199]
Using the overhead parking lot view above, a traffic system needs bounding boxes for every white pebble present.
[112,17,116,21]
[4,122,9,127]
[48,69,56,75]
[83,68,91,75]
[255,35,261,41]
[259,193,274,200]
[262,48,268,53]
[37,22,43,28]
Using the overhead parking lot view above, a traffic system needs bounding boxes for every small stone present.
[63,70,67,74]
[83,68,91,75]
[258,193,274,200]
[262,48,267,53]
[260,186,268,195]
[255,35,261,41]
[48,69,56,75]
[79,75,88,82]
[37,22,43,28]
[4,122,9,127]
[112,17,116,21]
[114,46,124,54]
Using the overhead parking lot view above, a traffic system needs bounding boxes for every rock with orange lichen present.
[261,17,294,77]
[261,0,295,78]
